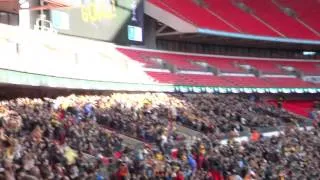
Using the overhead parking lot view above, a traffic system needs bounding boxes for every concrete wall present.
[0,23,153,84]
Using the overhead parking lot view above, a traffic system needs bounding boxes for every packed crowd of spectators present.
[95,93,306,137]
[0,93,318,179]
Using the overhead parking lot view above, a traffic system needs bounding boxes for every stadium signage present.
[81,1,117,23]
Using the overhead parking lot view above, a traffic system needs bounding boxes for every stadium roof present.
[0,0,18,14]
[0,0,73,13]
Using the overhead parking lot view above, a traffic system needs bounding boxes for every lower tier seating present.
[222,76,271,88]
[147,71,318,88]
[268,100,316,117]
[264,77,316,88]
[147,71,234,86]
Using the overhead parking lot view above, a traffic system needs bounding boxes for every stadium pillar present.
[19,0,40,29]
[144,15,157,49]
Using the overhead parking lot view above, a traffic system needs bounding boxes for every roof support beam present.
[157,31,185,37]
[156,25,167,34]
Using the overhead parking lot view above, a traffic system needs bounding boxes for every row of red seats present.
[241,60,320,75]
[239,60,283,74]
[265,77,316,88]
[158,54,204,71]
[204,57,245,73]
[147,71,319,88]
[146,71,234,86]
[222,76,271,87]
[118,48,206,71]
[117,48,161,68]
[118,48,320,75]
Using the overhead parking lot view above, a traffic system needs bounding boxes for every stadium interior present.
[0,0,319,179]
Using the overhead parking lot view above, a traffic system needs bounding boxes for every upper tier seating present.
[147,0,183,20]
[149,0,236,31]
[277,0,320,32]
[149,0,320,40]
[204,0,279,36]
[241,0,318,39]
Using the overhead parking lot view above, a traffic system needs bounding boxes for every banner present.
[50,0,144,44]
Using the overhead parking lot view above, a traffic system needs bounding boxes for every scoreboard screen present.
[50,0,144,44]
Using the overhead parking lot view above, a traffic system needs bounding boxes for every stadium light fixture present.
[303,51,316,56]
